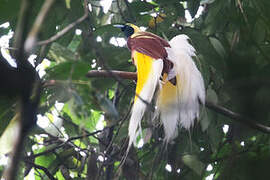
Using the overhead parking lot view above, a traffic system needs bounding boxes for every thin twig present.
[37,9,88,46]
[237,0,249,27]
[24,160,57,180]
[85,70,270,134]
[35,44,47,67]
[96,102,132,180]
[25,129,104,160]
[0,46,18,50]
[27,143,66,159]
[24,0,55,52]
[123,0,136,22]
[67,130,103,141]
[116,0,129,22]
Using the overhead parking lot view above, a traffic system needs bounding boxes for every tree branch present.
[37,4,89,46]
[86,70,137,80]
[3,0,41,179]
[85,70,270,134]
[205,101,270,133]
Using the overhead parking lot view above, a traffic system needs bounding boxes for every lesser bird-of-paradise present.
[114,23,205,151]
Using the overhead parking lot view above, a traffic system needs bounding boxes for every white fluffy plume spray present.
[126,34,205,155]
[158,35,205,142]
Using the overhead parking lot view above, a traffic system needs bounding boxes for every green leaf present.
[252,19,266,44]
[129,1,156,14]
[207,119,223,153]
[187,0,200,18]
[35,147,56,168]
[95,93,119,121]
[200,108,210,132]
[65,0,71,9]
[68,34,81,52]
[45,61,90,80]
[182,154,205,175]
[48,43,77,62]
[56,170,65,180]
[209,37,226,59]
[206,87,218,104]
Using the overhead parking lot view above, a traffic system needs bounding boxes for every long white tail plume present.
[158,35,205,142]
[128,59,163,148]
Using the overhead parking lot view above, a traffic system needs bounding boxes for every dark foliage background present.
[0,0,270,179]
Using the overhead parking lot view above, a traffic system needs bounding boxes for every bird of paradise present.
[115,23,205,151]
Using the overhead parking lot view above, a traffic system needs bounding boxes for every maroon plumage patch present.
[127,31,176,85]
[127,32,170,60]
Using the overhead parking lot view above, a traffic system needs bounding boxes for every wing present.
[127,31,170,60]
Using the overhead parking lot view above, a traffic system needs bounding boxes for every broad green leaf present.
[252,19,267,44]
[56,170,65,180]
[206,87,218,104]
[200,108,210,132]
[129,1,156,14]
[209,37,226,59]
[182,154,205,176]
[45,61,90,80]
[65,0,71,9]
[35,147,56,168]
[187,0,200,18]
[48,43,77,62]
[95,93,119,122]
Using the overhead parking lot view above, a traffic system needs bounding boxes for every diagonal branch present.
[37,1,89,46]
[37,14,88,46]
[85,70,270,134]
[205,101,270,133]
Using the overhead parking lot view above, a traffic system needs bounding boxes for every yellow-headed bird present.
[115,23,205,150]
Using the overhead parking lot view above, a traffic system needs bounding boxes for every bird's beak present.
[113,24,125,28]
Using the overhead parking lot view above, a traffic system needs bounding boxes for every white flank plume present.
[159,35,205,142]
[128,59,163,148]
